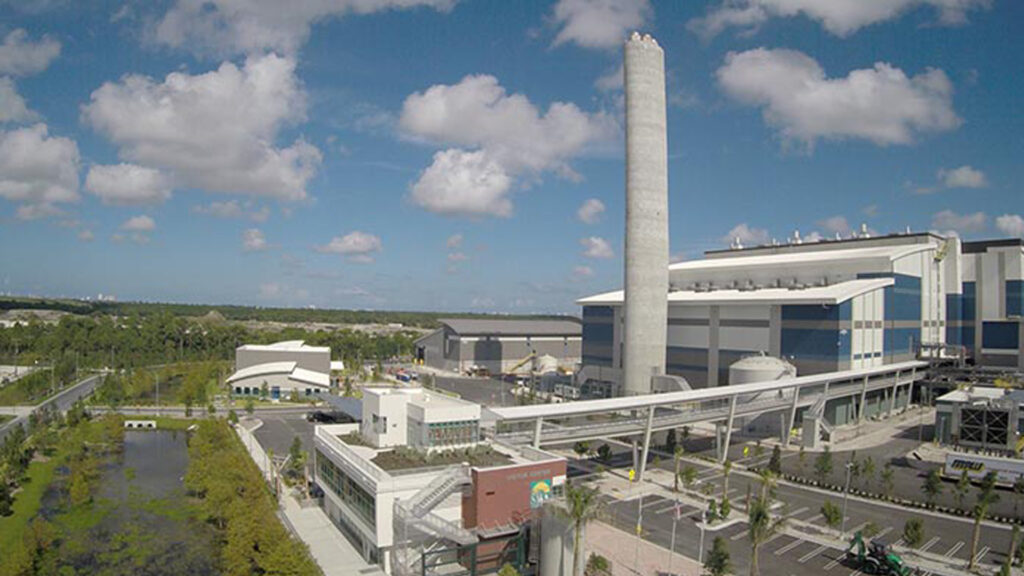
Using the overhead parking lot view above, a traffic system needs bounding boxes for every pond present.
[42,429,220,576]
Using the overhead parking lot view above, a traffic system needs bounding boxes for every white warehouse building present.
[228,340,332,399]
[579,233,1024,393]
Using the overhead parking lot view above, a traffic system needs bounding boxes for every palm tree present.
[673,445,684,493]
[558,482,605,576]
[969,472,1000,570]
[722,459,733,501]
[756,468,778,501]
[747,492,785,576]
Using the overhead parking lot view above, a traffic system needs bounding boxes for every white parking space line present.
[944,541,965,558]
[873,527,893,539]
[642,497,666,509]
[803,513,824,525]
[798,545,828,564]
[920,537,941,552]
[784,506,810,519]
[726,487,741,499]
[847,568,863,576]
[774,538,806,556]
[652,503,680,514]
[973,546,990,564]
[823,556,843,570]
[730,530,748,542]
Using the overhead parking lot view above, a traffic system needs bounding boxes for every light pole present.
[667,495,680,576]
[841,462,854,536]
[697,510,708,565]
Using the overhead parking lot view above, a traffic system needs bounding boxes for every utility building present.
[228,340,332,398]
[414,318,581,375]
[578,234,1024,393]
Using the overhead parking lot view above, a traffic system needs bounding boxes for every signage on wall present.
[530,479,552,508]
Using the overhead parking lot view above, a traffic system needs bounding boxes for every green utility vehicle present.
[845,531,916,575]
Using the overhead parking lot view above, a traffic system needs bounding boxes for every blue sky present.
[0,0,1021,314]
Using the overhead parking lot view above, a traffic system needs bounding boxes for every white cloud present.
[259,282,281,298]
[818,215,850,235]
[580,236,614,259]
[447,251,468,262]
[571,265,594,279]
[717,48,960,149]
[77,229,94,242]
[446,233,463,248]
[863,204,880,217]
[410,149,513,218]
[996,214,1024,238]
[551,0,651,50]
[154,0,456,57]
[931,209,986,234]
[82,53,321,201]
[577,198,606,224]
[0,77,36,123]
[85,163,172,206]
[0,29,60,76]
[688,0,991,40]
[121,214,156,232]
[192,200,270,222]
[400,74,613,217]
[723,223,770,246]
[315,231,382,262]
[242,228,268,251]
[594,63,623,91]
[0,123,80,218]
[938,165,988,189]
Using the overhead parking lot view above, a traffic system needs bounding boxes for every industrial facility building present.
[228,340,332,398]
[414,318,581,375]
[935,386,1024,453]
[579,234,1024,394]
[313,386,566,575]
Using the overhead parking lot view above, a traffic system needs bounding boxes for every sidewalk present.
[234,418,384,576]
[280,490,385,576]
[587,521,701,576]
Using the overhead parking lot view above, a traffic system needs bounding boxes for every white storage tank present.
[729,353,797,385]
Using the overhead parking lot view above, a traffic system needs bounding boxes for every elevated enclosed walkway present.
[483,361,928,476]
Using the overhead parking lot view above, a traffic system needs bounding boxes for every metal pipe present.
[638,406,655,481]
[721,396,737,463]
[784,385,801,447]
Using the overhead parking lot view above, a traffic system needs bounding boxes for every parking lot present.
[601,488,1007,576]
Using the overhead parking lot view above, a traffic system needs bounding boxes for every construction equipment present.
[845,532,916,575]
[505,352,536,375]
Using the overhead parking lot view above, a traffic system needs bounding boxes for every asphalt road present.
[0,373,102,442]
[434,375,519,407]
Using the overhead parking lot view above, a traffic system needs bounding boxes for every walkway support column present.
[784,385,801,447]
[858,375,869,423]
[638,407,655,481]
[888,370,901,417]
[720,396,737,463]
[532,417,543,448]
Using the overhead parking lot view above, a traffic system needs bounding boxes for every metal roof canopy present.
[685,243,934,269]
[483,360,928,423]
[437,318,582,337]
[578,277,894,307]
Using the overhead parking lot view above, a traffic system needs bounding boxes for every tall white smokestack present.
[622,32,668,396]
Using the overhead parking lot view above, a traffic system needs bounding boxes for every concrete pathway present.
[234,419,384,576]
[280,490,385,576]
[587,521,701,576]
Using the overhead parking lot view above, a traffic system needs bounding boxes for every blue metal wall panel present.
[583,305,615,318]
[946,293,961,345]
[1008,280,1024,318]
[780,328,846,360]
[781,303,849,322]
[983,321,1020,350]
[962,326,976,349]
[963,282,976,322]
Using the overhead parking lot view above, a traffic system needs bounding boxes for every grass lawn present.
[0,456,60,553]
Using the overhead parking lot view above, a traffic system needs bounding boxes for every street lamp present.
[697,509,708,565]
[841,461,854,536]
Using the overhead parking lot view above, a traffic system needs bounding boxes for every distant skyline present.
[1,0,1021,313]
